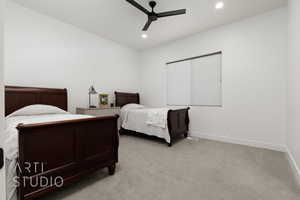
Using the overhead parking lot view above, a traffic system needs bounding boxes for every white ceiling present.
[12,0,287,50]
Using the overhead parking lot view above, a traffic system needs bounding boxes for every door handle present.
[0,148,3,169]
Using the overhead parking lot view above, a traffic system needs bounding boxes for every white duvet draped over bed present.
[4,106,93,200]
[146,108,169,128]
[120,104,171,143]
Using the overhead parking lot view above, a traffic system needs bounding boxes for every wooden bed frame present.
[5,86,119,200]
[115,92,190,146]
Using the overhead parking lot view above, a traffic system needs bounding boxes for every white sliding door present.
[167,53,222,106]
[0,0,6,199]
[167,60,191,105]
[191,54,222,106]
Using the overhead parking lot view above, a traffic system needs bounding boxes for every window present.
[166,52,222,106]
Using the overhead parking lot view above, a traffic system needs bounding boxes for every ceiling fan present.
[126,0,186,31]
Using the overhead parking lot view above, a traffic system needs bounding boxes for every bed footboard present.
[16,115,119,200]
[167,107,190,146]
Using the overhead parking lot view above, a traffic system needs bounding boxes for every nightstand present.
[76,107,120,117]
[76,107,121,128]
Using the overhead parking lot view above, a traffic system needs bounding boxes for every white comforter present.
[5,113,93,200]
[120,105,170,143]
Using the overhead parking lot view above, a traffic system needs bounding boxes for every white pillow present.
[8,104,68,117]
[122,103,144,110]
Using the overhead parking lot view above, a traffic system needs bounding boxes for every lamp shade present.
[89,86,97,94]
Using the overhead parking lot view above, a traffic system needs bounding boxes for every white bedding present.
[120,104,171,143]
[5,113,93,200]
[146,108,169,128]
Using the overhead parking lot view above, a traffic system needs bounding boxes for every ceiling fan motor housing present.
[149,1,158,21]
[149,14,158,21]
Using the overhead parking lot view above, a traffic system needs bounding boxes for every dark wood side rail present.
[17,115,117,129]
[17,115,119,200]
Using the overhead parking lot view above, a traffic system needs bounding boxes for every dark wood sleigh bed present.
[5,86,119,200]
[115,92,190,147]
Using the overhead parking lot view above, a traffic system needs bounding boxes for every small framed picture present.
[99,94,109,108]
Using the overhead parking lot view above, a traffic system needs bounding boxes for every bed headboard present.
[5,86,68,116]
[115,92,140,107]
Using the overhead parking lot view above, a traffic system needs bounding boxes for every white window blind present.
[167,60,191,105]
[166,52,222,106]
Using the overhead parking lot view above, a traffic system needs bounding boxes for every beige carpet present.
[41,135,300,200]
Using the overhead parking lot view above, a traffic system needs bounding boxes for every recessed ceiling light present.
[142,33,148,39]
[215,1,224,10]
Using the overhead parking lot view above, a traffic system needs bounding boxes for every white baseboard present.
[189,132,286,152]
[285,148,300,187]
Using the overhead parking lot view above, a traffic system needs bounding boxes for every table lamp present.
[88,86,97,108]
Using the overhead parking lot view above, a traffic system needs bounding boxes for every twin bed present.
[115,92,190,147]
[4,87,190,200]
[5,86,119,200]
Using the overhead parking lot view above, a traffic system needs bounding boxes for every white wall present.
[0,0,6,198]
[3,2,290,154]
[287,0,300,183]
[140,8,288,151]
[4,2,140,113]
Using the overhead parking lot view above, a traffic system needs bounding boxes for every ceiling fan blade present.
[142,19,152,31]
[157,9,186,18]
[126,0,150,15]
